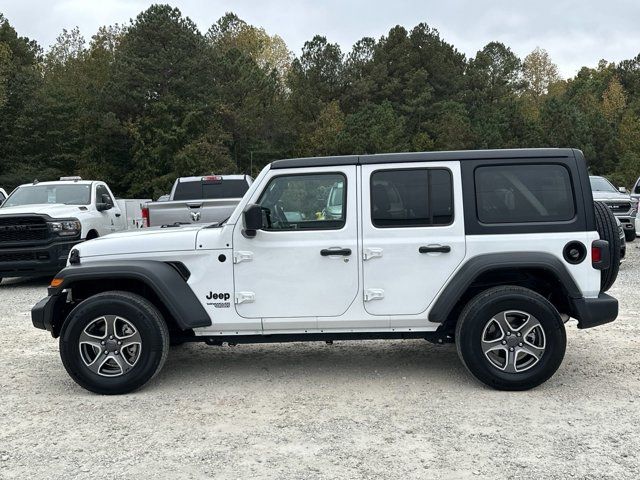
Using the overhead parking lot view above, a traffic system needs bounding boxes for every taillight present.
[141,207,149,227]
[591,240,609,270]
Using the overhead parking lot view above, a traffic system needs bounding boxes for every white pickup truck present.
[143,175,252,227]
[0,177,148,282]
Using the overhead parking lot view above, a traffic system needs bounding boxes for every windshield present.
[2,184,92,207]
[590,176,618,193]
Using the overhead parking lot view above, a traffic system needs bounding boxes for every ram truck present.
[143,175,252,227]
[32,149,619,394]
[0,177,147,282]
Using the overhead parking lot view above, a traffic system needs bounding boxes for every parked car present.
[0,188,7,204]
[32,148,619,394]
[0,177,148,283]
[142,175,252,227]
[589,175,637,241]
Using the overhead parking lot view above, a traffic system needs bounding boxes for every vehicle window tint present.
[202,180,249,199]
[173,179,249,200]
[475,164,575,224]
[95,185,114,205]
[370,169,453,227]
[258,174,346,230]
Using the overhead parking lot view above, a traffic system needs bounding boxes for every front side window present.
[475,164,575,224]
[95,185,114,205]
[371,168,453,227]
[2,184,91,207]
[257,173,346,230]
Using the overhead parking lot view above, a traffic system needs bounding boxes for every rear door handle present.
[320,248,352,256]
[419,245,451,254]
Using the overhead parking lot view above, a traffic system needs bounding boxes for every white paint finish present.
[360,162,466,322]
[464,231,601,298]
[231,166,360,324]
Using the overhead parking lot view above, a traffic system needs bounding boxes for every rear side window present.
[173,179,249,201]
[475,164,575,224]
[371,168,453,227]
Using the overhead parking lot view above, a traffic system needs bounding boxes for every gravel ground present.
[0,249,639,480]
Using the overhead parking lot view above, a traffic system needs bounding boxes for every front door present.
[361,162,466,323]
[232,166,359,330]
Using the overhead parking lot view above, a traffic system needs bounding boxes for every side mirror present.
[97,194,113,212]
[619,186,628,194]
[243,203,263,238]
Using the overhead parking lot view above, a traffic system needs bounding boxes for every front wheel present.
[624,229,636,242]
[59,291,169,394]
[455,286,566,391]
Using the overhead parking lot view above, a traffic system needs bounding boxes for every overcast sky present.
[1,0,639,77]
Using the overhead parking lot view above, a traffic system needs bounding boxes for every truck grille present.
[606,202,631,214]
[0,216,49,243]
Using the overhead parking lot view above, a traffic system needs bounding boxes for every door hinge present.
[363,247,383,261]
[364,288,385,302]
[233,251,253,264]
[235,292,255,304]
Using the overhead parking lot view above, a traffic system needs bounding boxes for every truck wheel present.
[59,291,169,395]
[455,286,566,391]
[624,229,636,242]
[593,201,620,292]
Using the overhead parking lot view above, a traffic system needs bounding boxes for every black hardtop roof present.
[270,148,577,169]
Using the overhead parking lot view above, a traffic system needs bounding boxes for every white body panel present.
[360,162,466,322]
[72,160,604,336]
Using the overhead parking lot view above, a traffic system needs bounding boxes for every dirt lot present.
[0,249,639,480]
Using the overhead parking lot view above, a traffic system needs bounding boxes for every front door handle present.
[320,248,352,256]
[419,245,451,254]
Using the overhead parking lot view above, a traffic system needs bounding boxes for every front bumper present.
[32,293,68,336]
[571,293,618,329]
[614,214,636,231]
[0,239,81,278]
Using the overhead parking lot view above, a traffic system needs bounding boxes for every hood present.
[0,203,89,218]
[77,224,204,258]
[591,190,631,202]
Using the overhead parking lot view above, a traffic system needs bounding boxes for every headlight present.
[631,199,638,216]
[48,219,81,236]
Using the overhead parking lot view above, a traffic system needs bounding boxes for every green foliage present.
[0,6,639,196]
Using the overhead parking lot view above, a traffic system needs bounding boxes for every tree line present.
[1,5,640,198]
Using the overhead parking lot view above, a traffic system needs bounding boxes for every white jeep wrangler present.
[32,149,620,394]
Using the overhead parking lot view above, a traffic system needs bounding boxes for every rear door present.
[361,162,465,323]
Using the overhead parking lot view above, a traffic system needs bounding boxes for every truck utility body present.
[144,175,252,227]
[0,178,147,281]
[32,149,619,394]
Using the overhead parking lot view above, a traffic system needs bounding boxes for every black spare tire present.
[593,201,620,292]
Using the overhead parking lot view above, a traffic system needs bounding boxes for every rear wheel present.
[456,286,566,391]
[593,201,620,292]
[59,291,169,394]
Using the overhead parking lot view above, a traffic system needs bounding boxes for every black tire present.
[624,229,636,242]
[456,286,566,391]
[593,201,620,292]
[59,291,169,395]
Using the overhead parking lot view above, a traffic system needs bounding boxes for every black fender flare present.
[428,252,582,324]
[49,260,211,330]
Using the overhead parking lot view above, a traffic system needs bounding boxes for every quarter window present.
[370,168,453,227]
[475,164,575,224]
[257,173,346,230]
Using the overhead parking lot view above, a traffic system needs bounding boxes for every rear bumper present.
[0,239,81,278]
[571,293,618,329]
